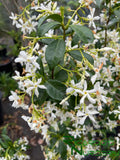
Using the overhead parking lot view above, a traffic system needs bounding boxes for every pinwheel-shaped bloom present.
[78,81,96,104]
[24,78,46,97]
[77,107,99,125]
[9,91,28,109]
[15,51,40,69]
[9,12,17,25]
[87,8,100,28]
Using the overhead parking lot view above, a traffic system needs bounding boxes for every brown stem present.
[51,69,54,79]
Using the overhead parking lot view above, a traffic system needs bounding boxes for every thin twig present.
[1,0,11,15]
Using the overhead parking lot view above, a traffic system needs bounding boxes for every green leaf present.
[38,21,61,36]
[34,88,48,106]
[95,0,104,8]
[72,34,80,46]
[39,38,54,44]
[0,139,8,148]
[47,14,62,23]
[65,27,73,34]
[49,137,58,149]
[68,50,82,61]
[2,127,7,135]
[55,70,68,82]
[38,16,47,29]
[83,52,94,65]
[58,140,67,160]
[108,18,119,28]
[45,39,65,70]
[114,9,120,19]
[38,14,62,29]
[2,135,12,143]
[37,55,44,76]
[70,25,94,43]
[45,80,66,101]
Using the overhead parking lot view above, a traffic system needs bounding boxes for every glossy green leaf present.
[83,52,94,65]
[72,34,80,46]
[45,39,65,70]
[58,140,67,160]
[70,25,94,43]
[37,55,44,76]
[34,88,48,106]
[45,80,66,101]
[108,18,119,28]
[68,50,82,61]
[39,38,54,44]
[47,14,62,23]
[38,16,47,29]
[114,9,120,19]
[38,21,61,36]
[55,69,68,82]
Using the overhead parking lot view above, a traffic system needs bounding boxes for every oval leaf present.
[47,14,62,23]
[38,16,47,28]
[45,80,66,101]
[68,50,82,61]
[55,70,68,82]
[83,52,94,65]
[38,21,61,36]
[37,55,44,76]
[45,39,65,70]
[70,25,94,43]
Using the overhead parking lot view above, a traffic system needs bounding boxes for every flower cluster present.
[9,0,120,159]
[0,135,30,160]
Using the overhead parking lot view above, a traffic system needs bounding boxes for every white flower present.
[9,91,20,107]
[27,16,38,34]
[87,8,100,28]
[45,29,54,37]
[115,135,120,151]
[15,51,40,69]
[39,1,60,14]
[91,62,103,84]
[113,106,120,120]
[33,43,40,52]
[78,0,83,4]
[16,16,38,34]
[77,106,99,125]
[22,115,42,133]
[66,80,82,96]
[9,91,28,109]
[106,119,117,131]
[68,128,81,138]
[79,81,96,104]
[16,18,29,34]
[9,12,17,25]
[25,78,46,97]
[41,125,49,140]
[12,71,23,81]
[94,82,107,110]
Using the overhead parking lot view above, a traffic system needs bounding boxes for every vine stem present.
[51,69,54,79]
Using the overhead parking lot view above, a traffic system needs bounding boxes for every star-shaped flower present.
[77,105,99,125]
[87,8,100,28]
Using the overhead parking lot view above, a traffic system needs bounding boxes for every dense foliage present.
[8,0,120,159]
